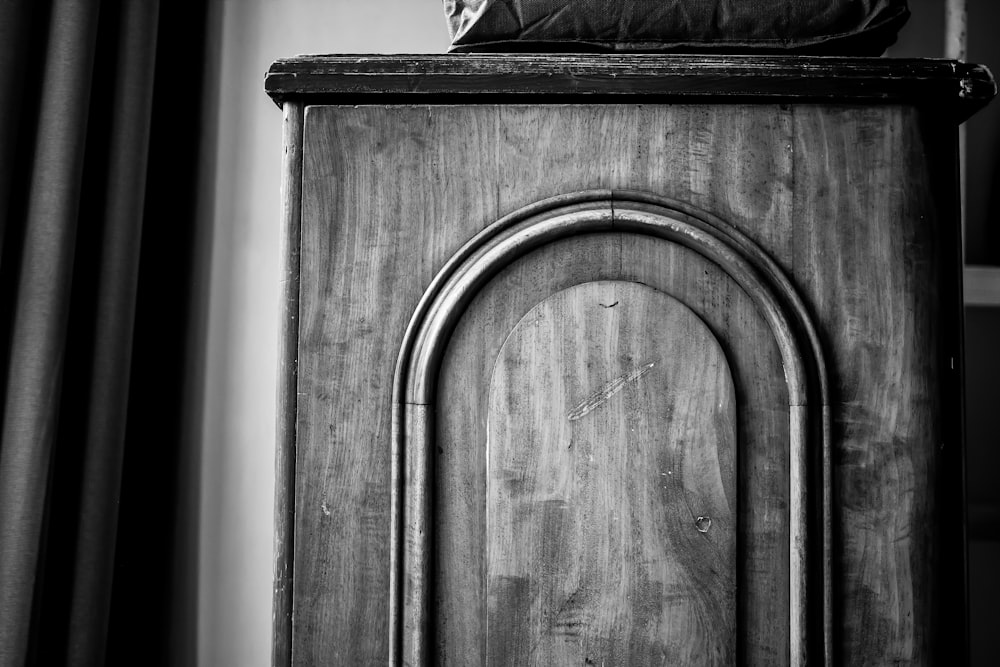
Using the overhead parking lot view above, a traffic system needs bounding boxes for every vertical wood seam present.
[274,101,304,667]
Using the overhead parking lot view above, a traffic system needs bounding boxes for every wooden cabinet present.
[266,55,994,666]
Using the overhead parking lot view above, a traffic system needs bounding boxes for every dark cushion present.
[445,0,910,55]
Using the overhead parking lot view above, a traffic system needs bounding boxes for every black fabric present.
[0,0,212,664]
[446,0,910,54]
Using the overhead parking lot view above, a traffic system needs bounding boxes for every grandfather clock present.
[265,55,994,665]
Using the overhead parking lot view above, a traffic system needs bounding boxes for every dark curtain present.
[0,1,215,664]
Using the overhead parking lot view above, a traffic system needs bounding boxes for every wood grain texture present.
[273,101,302,667]
[432,235,800,665]
[790,105,945,665]
[421,195,826,665]
[294,105,498,664]
[434,235,621,666]
[496,104,795,267]
[371,106,827,664]
[620,236,794,664]
[402,404,432,667]
[283,97,964,666]
[264,55,996,122]
[489,105,804,662]
[486,281,736,665]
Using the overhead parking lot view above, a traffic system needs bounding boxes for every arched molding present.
[389,191,831,666]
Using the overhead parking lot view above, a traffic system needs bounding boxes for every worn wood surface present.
[265,55,996,122]
[433,234,620,666]
[412,105,805,665]
[486,281,736,665]
[621,236,794,664]
[789,105,950,666]
[294,106,498,664]
[273,101,302,667]
[490,105,803,662]
[288,101,961,665]
[434,234,796,665]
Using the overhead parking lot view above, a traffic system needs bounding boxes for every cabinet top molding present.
[265,54,995,119]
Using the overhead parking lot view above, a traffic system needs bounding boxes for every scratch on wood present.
[567,361,656,421]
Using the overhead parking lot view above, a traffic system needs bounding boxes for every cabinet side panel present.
[791,105,943,665]
[293,105,498,664]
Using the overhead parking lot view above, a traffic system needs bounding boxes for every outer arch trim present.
[389,191,831,666]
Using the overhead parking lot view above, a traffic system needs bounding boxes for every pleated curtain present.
[0,1,160,664]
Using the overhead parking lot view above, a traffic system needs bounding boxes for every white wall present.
[199,2,447,665]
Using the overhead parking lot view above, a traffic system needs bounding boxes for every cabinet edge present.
[273,101,304,667]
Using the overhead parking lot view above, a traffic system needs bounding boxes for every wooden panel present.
[288,100,960,665]
[294,105,498,664]
[790,105,943,665]
[436,232,791,665]
[621,236,792,663]
[492,105,797,662]
[434,236,621,666]
[486,281,736,665]
[498,104,794,272]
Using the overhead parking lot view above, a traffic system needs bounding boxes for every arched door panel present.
[435,234,789,665]
[394,195,828,666]
[486,281,736,665]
